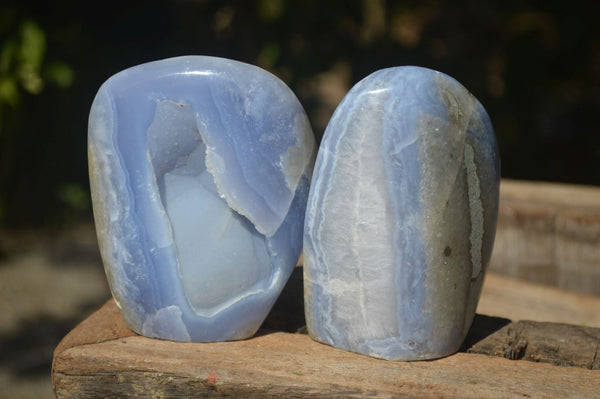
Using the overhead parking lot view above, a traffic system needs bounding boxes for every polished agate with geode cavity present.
[303,66,500,361]
[88,56,315,342]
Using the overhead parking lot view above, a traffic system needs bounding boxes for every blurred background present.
[0,0,599,397]
[2,0,600,228]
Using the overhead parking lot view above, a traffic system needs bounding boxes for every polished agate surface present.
[89,56,315,341]
[303,66,500,360]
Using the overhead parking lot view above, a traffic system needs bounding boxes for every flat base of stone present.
[53,277,600,398]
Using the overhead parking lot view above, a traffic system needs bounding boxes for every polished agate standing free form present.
[303,66,500,361]
[88,56,315,341]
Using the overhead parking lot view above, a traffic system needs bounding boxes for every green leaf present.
[257,42,280,70]
[18,20,46,69]
[57,183,90,213]
[45,61,74,88]
[0,76,20,106]
[17,20,46,94]
[258,0,285,22]
[0,39,17,74]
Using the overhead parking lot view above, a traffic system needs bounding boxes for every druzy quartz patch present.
[88,56,315,342]
[303,66,500,361]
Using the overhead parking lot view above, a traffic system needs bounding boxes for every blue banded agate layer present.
[88,56,315,342]
[303,66,500,361]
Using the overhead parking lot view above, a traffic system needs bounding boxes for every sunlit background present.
[0,1,599,397]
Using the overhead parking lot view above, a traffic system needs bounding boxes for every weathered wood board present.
[491,179,600,296]
[53,272,600,399]
[468,320,600,368]
[479,273,600,327]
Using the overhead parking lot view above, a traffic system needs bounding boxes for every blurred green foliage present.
[0,0,599,227]
[0,6,75,225]
[0,17,73,119]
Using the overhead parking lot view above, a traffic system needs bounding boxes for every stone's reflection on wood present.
[88,56,315,342]
[303,66,500,361]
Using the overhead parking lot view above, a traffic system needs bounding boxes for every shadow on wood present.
[460,314,511,352]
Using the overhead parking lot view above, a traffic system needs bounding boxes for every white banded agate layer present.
[303,66,500,361]
[88,56,315,342]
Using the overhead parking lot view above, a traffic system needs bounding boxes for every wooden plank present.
[498,179,600,208]
[469,320,600,369]
[478,273,600,328]
[53,283,600,398]
[491,179,600,296]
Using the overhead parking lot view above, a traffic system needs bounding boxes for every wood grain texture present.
[53,296,600,399]
[469,320,600,369]
[478,273,600,327]
[491,179,600,296]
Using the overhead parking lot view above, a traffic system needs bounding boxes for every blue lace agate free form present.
[88,56,315,342]
[304,66,500,361]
